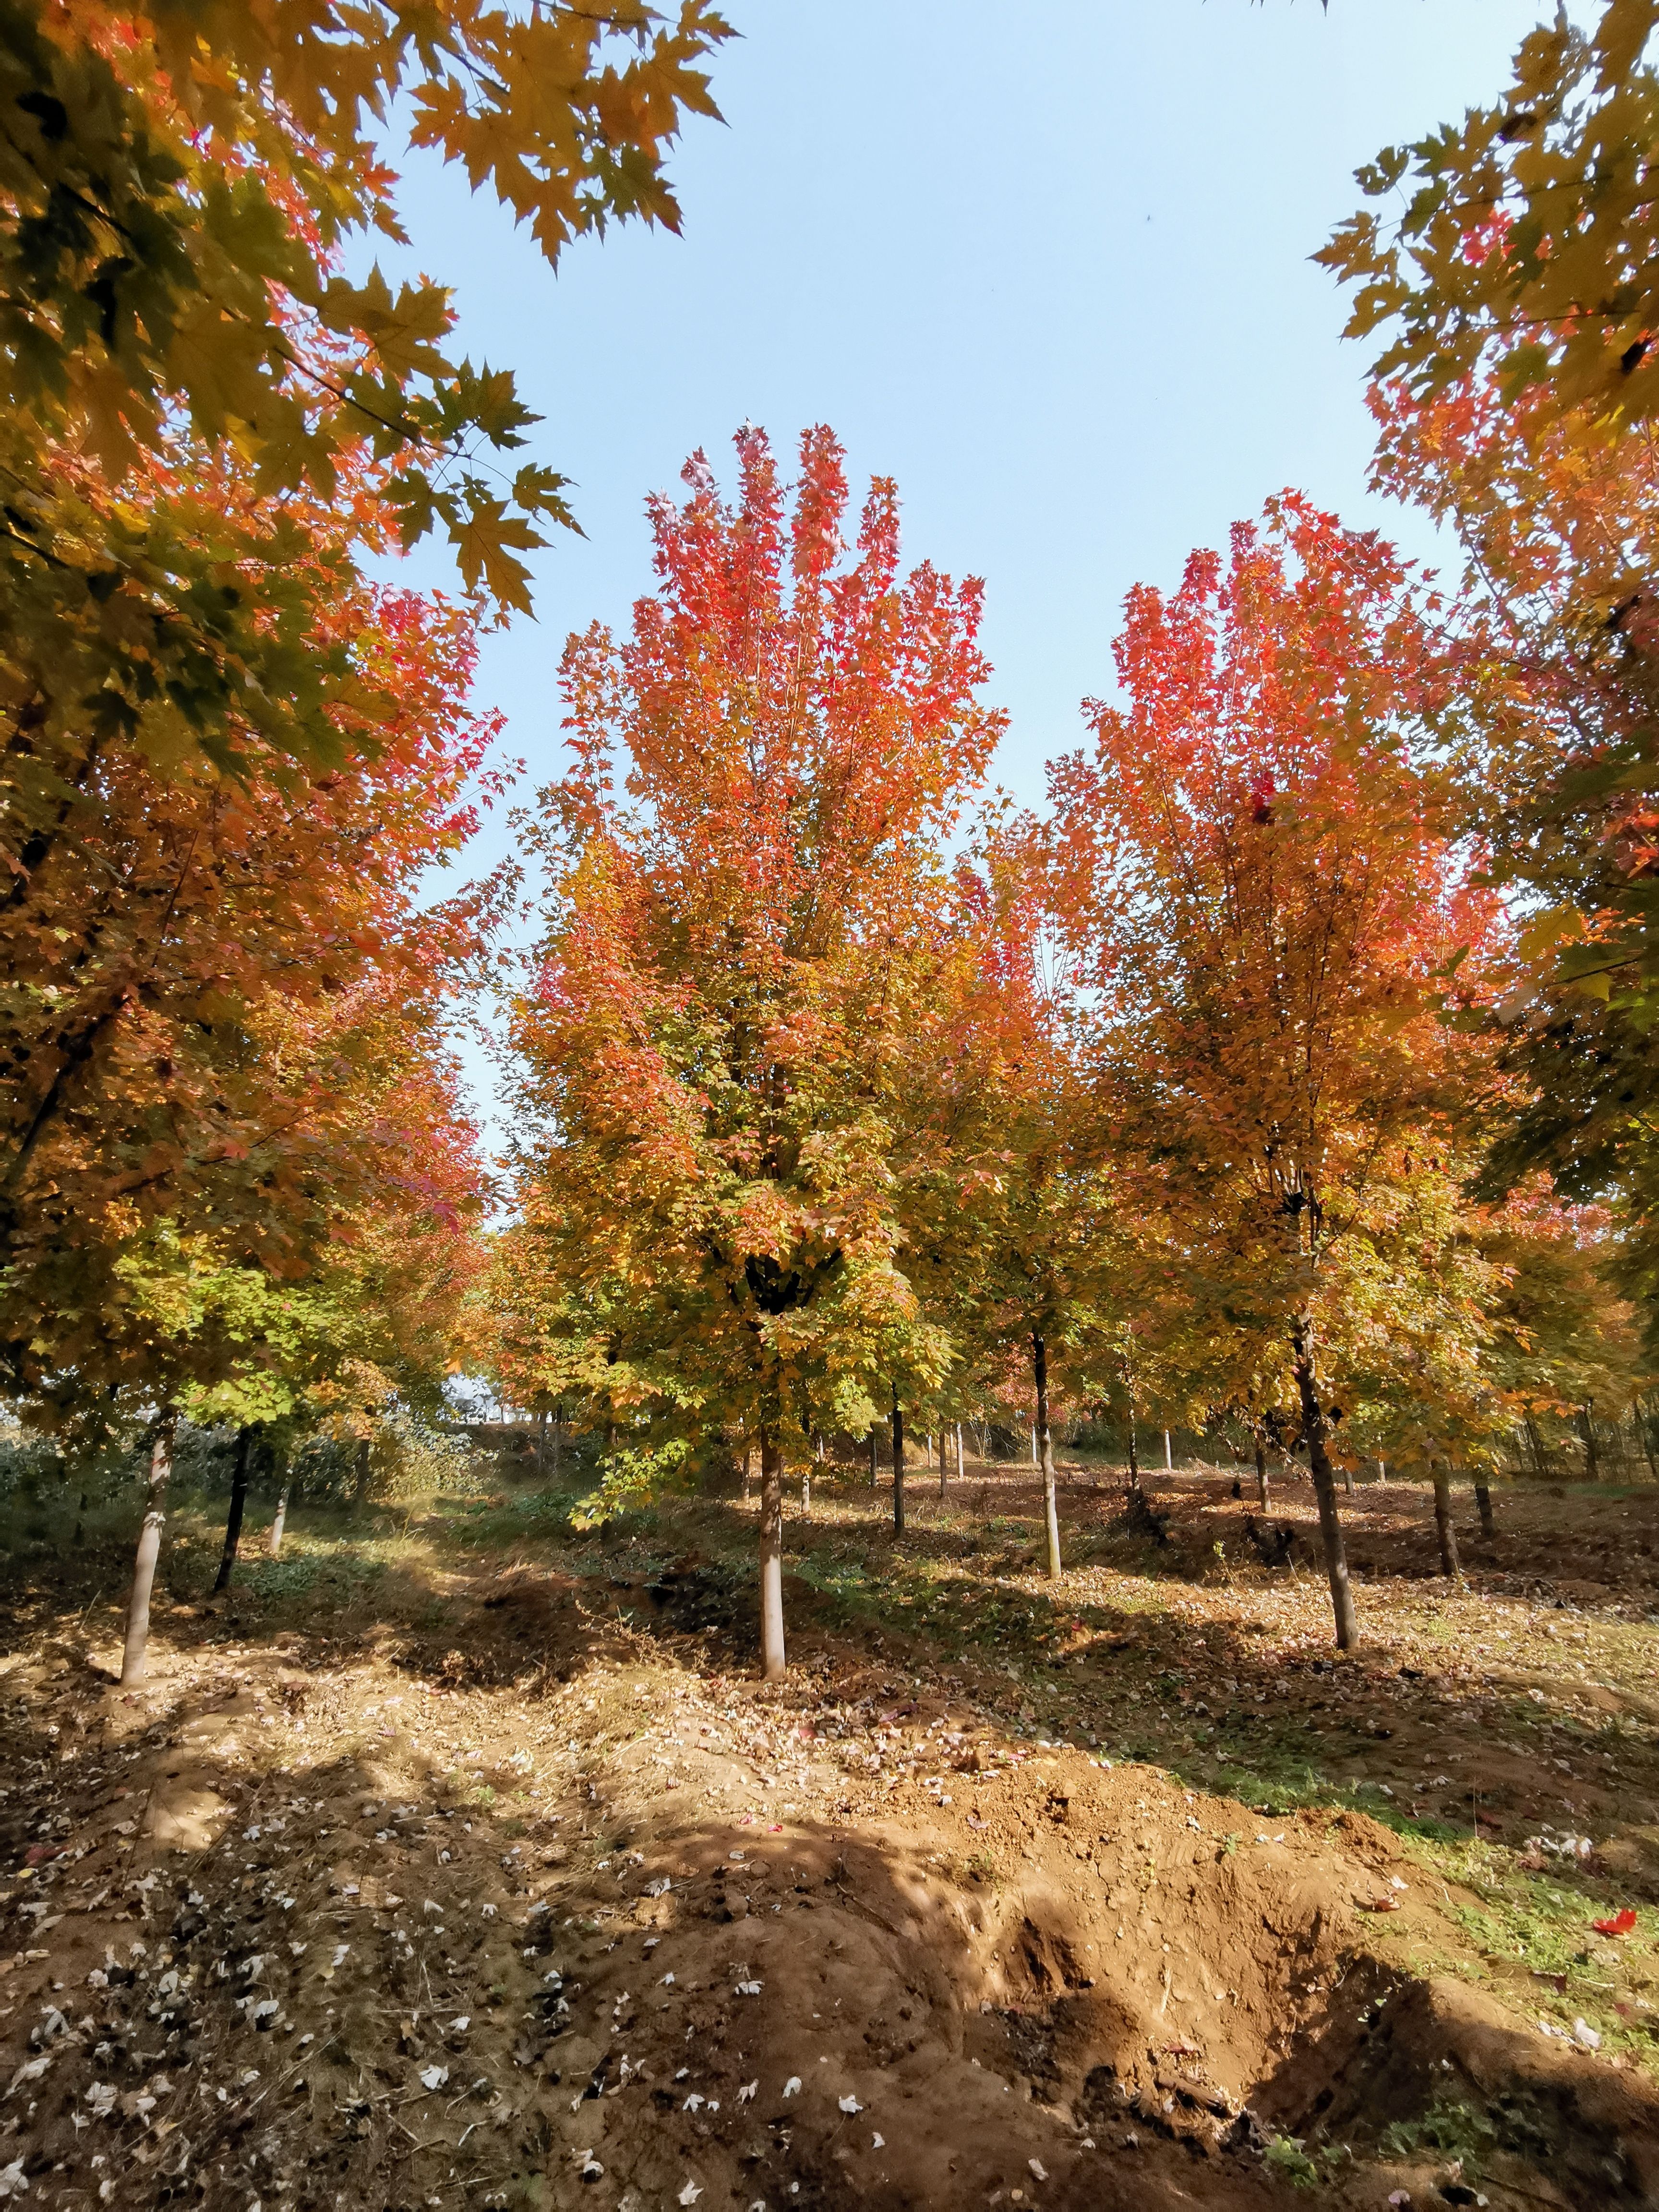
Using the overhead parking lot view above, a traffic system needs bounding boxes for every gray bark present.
[759,1431,785,1681]
[120,1414,175,1686]
[1035,1332,1062,1580]
[1292,1322,1359,1650]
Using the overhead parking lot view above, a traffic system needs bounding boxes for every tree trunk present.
[214,1425,254,1595]
[868,1428,878,1487]
[1291,1322,1359,1650]
[1579,1402,1600,1481]
[1640,1397,1659,1482]
[552,1405,562,1477]
[891,1386,905,1535]
[939,1425,949,1498]
[1524,1417,1549,1478]
[1253,1433,1269,1511]
[536,1407,547,1477]
[1034,1332,1062,1580]
[1473,1470,1495,1541]
[801,1467,811,1517]
[1376,1459,1386,1484]
[758,1430,785,1681]
[268,1480,289,1559]
[1342,1462,1354,1497]
[1127,1412,1140,1491]
[121,1413,176,1686]
[1163,1428,1173,1470]
[352,1434,373,1512]
[957,1422,965,1475]
[1431,1459,1460,1575]
[742,1445,753,1503]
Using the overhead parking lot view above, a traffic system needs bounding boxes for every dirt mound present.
[3,1577,1658,2210]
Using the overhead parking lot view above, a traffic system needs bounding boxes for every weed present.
[1262,2134,1350,2189]
[1379,2096,1496,2178]
[1261,2133,1320,2187]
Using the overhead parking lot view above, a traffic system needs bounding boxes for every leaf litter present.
[1,1459,1659,2206]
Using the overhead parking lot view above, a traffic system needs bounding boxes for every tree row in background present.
[488,415,1656,1671]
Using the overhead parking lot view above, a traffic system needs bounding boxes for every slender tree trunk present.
[352,1433,373,1512]
[1524,1417,1548,1479]
[214,1425,254,1595]
[1163,1428,1173,1470]
[868,1428,878,1487]
[1579,1402,1600,1481]
[1473,1469,1495,1541]
[1034,1332,1062,1579]
[891,1385,905,1536]
[1640,1397,1659,1483]
[536,1407,547,1478]
[1253,1432,1269,1511]
[268,1480,290,1559]
[742,1445,753,1504]
[957,1422,964,1475]
[121,1413,176,1686]
[939,1426,949,1498]
[1127,1412,1140,1491]
[1431,1458,1460,1575]
[758,1429,785,1681]
[1291,1322,1359,1650]
[801,1466,811,1517]
[1343,1462,1354,1497]
[552,1405,562,1477]
[1376,1459,1386,1484]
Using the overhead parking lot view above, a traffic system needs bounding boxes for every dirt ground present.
[3,1455,1659,2209]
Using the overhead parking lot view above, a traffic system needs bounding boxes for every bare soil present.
[2,1457,1659,2209]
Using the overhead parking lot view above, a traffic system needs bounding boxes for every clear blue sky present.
[380,0,1548,1119]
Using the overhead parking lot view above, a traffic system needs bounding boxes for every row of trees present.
[485,411,1652,1670]
[485,3,1659,1671]
[10,1,1659,1687]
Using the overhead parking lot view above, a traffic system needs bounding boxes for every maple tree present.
[1048,496,1503,1649]
[896,830,1123,1582]
[0,429,495,1673]
[506,425,1004,1678]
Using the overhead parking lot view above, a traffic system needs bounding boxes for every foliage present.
[1046,497,1514,1636]
[1,0,732,661]
[504,425,1004,1475]
[1322,2,1659,448]
[1259,2133,1322,2188]
[1365,356,1659,1339]
[0,477,493,1425]
[1049,497,1500,1422]
[1379,2096,1497,2179]
[569,1437,693,1527]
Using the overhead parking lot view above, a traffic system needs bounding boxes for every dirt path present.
[4,1471,1659,2211]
